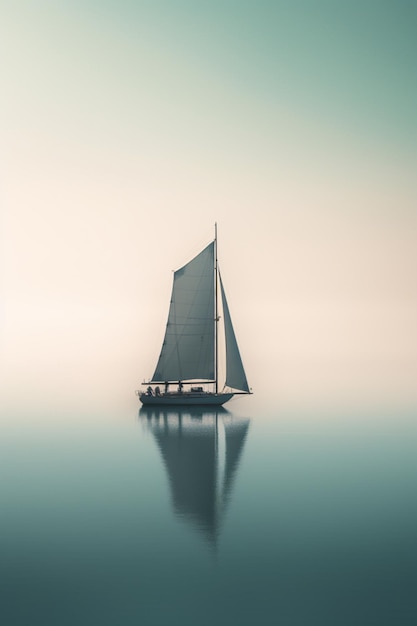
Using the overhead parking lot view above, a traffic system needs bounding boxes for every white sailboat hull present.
[139,392,234,406]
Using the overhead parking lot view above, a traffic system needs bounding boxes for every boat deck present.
[138,392,234,406]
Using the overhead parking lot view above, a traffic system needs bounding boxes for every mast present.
[215,223,218,394]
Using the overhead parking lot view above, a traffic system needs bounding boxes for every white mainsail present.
[219,274,250,393]
[152,242,215,382]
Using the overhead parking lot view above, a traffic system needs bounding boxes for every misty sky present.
[1,1,416,414]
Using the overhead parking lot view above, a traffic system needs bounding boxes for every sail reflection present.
[139,407,250,545]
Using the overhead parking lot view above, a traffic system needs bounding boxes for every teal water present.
[1,404,416,625]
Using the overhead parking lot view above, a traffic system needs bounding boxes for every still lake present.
[2,398,416,626]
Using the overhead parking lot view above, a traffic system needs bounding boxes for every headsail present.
[219,274,250,393]
[152,242,215,382]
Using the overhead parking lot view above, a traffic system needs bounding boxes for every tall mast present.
[215,223,218,394]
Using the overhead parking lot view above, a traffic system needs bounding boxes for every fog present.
[2,2,416,419]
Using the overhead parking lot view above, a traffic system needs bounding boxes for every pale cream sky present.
[1,1,416,416]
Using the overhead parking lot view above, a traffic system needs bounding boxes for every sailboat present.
[137,226,251,406]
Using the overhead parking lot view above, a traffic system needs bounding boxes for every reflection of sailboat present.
[140,407,250,544]
[137,225,251,406]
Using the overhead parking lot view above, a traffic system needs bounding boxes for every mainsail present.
[219,274,250,393]
[152,242,215,382]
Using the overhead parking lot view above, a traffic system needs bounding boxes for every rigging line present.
[215,223,218,394]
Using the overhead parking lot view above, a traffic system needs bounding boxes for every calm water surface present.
[2,401,416,625]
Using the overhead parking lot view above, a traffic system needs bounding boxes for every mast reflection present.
[139,407,250,545]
